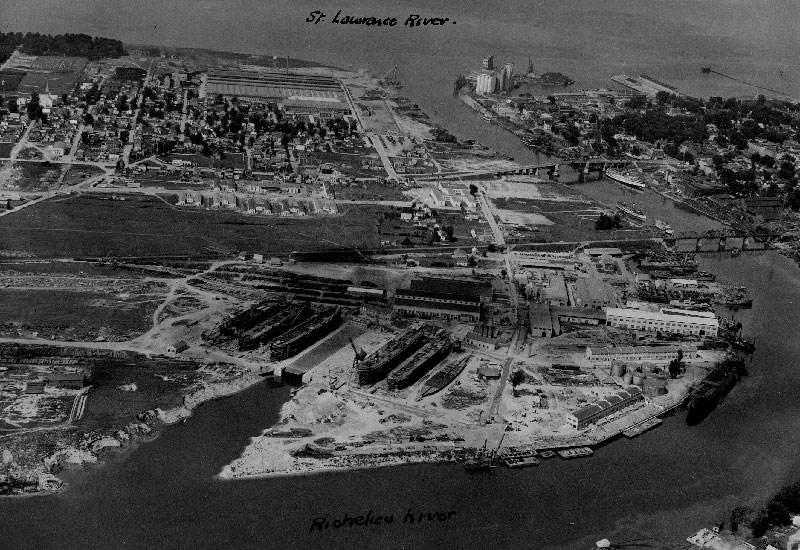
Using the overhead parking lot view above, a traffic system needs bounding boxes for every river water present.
[2,2,800,549]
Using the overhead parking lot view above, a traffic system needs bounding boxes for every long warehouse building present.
[604,307,719,337]
[205,70,351,116]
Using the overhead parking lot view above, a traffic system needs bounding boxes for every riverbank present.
[218,350,715,481]
[0,367,262,497]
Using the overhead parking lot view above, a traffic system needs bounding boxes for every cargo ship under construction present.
[238,303,312,351]
[386,335,451,391]
[269,307,342,362]
[418,356,470,399]
[356,328,426,385]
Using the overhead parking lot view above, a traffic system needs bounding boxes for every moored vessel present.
[605,168,646,189]
[617,202,647,222]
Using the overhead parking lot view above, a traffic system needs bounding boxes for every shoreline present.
[0,370,265,498]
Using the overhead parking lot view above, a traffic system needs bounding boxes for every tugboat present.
[617,202,647,222]
[731,337,756,354]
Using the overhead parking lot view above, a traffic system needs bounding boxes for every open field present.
[61,164,107,186]
[0,288,163,341]
[0,161,65,191]
[0,194,381,258]
[492,197,652,242]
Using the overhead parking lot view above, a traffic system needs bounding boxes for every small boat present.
[617,202,647,222]
[464,456,494,472]
[538,450,556,459]
[731,338,756,353]
[695,270,716,282]
[605,168,646,189]
[558,447,594,459]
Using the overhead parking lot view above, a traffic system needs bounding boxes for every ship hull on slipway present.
[605,169,646,189]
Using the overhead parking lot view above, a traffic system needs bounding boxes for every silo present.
[623,373,633,385]
[631,374,645,386]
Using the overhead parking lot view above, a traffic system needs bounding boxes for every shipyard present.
[0,30,793,502]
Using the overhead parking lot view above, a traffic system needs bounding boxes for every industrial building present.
[393,296,481,323]
[565,387,644,430]
[572,278,617,309]
[552,306,606,326]
[604,307,719,337]
[465,332,497,350]
[410,277,493,303]
[476,73,496,94]
[393,277,491,323]
[204,70,351,117]
[528,302,558,337]
[46,372,87,389]
[540,273,569,306]
[585,345,698,364]
[356,328,427,385]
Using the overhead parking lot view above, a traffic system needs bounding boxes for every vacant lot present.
[0,194,380,258]
[492,197,652,242]
[0,161,64,191]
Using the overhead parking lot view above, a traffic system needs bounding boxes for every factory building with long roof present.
[204,70,351,117]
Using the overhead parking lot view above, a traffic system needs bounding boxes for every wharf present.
[623,417,662,438]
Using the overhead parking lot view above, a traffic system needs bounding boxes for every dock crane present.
[379,66,401,88]
[349,337,367,368]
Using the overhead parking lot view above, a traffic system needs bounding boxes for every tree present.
[469,184,478,196]
[668,355,683,379]
[730,506,754,533]
[510,369,525,397]
[595,213,622,230]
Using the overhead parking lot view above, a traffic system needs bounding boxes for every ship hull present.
[605,169,646,189]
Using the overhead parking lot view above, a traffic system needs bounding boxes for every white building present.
[476,73,496,94]
[604,307,718,337]
[503,63,513,90]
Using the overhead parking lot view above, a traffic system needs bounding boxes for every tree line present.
[0,32,125,63]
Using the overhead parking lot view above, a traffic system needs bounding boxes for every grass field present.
[0,194,380,258]
[492,197,652,242]
[0,289,161,340]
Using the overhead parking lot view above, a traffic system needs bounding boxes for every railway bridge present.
[667,228,782,253]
